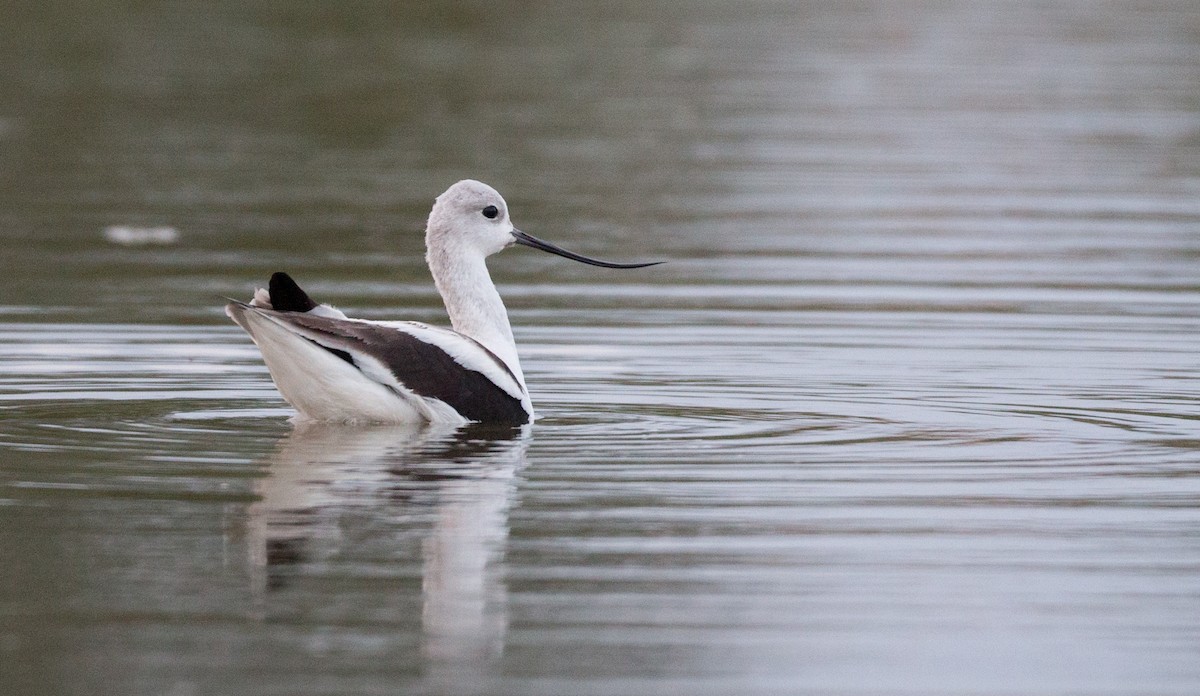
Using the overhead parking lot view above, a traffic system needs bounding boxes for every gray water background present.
[1,2,1199,694]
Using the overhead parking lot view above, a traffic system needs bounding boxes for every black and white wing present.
[226,302,531,424]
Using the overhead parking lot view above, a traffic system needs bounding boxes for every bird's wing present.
[228,303,530,424]
[249,272,348,319]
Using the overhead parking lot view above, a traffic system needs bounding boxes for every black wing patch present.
[285,313,529,424]
[269,272,319,312]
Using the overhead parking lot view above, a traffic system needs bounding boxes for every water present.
[2,2,1199,694]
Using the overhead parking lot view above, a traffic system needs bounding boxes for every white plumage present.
[226,179,659,425]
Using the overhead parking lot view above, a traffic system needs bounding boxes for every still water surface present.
[2,2,1199,694]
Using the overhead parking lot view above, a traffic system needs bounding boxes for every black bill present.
[511,229,663,269]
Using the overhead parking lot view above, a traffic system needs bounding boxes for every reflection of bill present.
[245,421,528,689]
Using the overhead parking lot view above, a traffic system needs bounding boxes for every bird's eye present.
[482,205,499,219]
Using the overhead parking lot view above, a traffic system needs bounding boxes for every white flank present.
[227,305,469,425]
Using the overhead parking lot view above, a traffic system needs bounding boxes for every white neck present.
[427,246,526,389]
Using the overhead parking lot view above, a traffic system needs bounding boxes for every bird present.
[226,179,660,425]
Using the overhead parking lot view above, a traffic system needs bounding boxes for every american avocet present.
[226,179,660,425]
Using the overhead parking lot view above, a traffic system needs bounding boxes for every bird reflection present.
[245,420,528,690]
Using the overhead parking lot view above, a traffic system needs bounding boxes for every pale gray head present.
[426,179,514,257]
[426,179,663,268]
